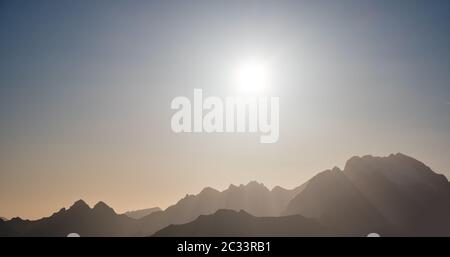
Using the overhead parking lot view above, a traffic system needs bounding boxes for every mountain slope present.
[153,209,329,237]
[124,207,162,219]
[283,167,396,236]
[283,153,450,236]
[343,153,450,236]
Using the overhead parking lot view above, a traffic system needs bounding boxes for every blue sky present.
[1,0,450,219]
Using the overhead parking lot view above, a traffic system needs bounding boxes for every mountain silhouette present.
[343,153,450,236]
[153,209,329,237]
[163,181,304,218]
[0,182,303,237]
[283,167,397,236]
[124,207,162,219]
[1,153,450,236]
[0,200,139,236]
[133,181,305,235]
[283,153,450,236]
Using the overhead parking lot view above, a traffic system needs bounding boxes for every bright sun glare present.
[234,58,271,94]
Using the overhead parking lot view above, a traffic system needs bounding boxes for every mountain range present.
[0,201,138,236]
[1,153,449,237]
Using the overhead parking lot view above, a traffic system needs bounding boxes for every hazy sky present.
[1,0,450,219]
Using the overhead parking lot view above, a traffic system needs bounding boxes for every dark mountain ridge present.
[0,200,139,237]
[153,209,330,237]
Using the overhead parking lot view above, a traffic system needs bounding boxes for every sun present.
[234,58,271,94]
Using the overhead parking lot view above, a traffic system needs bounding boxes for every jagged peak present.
[345,154,374,166]
[93,201,116,214]
[344,154,384,171]
[307,168,344,184]
[199,186,220,195]
[225,181,269,192]
[70,199,90,210]
[56,207,66,214]
[331,166,342,173]
[246,180,265,187]
[271,185,288,192]
[390,152,409,158]
[228,184,238,190]
[344,153,426,171]
[213,209,251,217]
[389,153,429,167]
[341,153,449,188]
[10,217,24,222]
[93,201,108,208]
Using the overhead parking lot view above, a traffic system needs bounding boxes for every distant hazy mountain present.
[283,153,450,236]
[124,207,162,219]
[0,217,7,221]
[134,181,305,235]
[2,153,450,236]
[153,209,329,237]
[165,181,305,218]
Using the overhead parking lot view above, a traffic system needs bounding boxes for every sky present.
[1,0,450,219]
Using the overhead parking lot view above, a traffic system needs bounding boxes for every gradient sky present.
[1,0,450,219]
